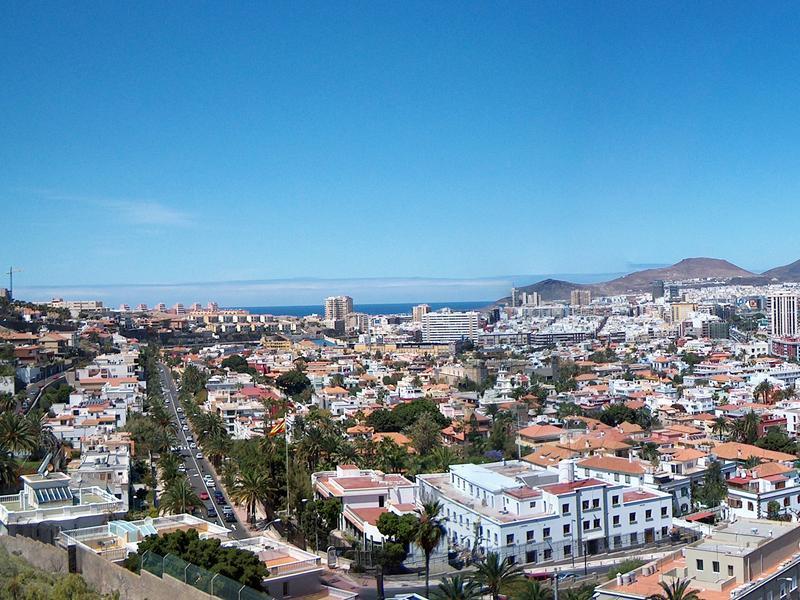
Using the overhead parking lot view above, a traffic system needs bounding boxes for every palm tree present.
[753,380,773,403]
[711,416,729,440]
[375,438,408,473]
[159,476,202,515]
[430,446,458,473]
[204,432,231,468]
[158,452,181,485]
[414,501,446,598]
[646,578,700,600]
[431,575,482,600]
[474,552,525,600]
[0,451,18,488]
[517,580,554,600]
[0,393,16,413]
[233,469,267,523]
[561,584,596,600]
[730,411,759,445]
[0,412,39,454]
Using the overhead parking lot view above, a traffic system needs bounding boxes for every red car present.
[199,491,209,501]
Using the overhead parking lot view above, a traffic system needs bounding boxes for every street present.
[157,364,251,540]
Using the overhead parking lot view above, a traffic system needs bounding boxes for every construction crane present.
[6,266,21,301]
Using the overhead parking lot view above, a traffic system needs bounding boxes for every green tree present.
[232,469,268,524]
[432,575,482,600]
[696,459,727,508]
[414,501,446,598]
[406,412,442,455]
[517,580,554,600]
[159,476,202,515]
[711,416,729,440]
[276,369,312,398]
[646,578,700,600]
[474,552,525,600]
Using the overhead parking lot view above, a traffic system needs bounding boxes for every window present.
[543,549,552,560]
[506,534,514,545]
[583,520,590,531]
[593,518,600,529]
[645,509,652,521]
[661,506,668,517]
[564,544,572,556]
[527,530,534,542]
[508,555,516,565]
[526,550,537,563]
[681,488,688,497]
[378,496,385,507]
[563,524,570,535]
[748,501,754,511]
[613,515,620,527]
[283,583,290,596]
[582,500,589,510]
[728,565,734,576]
[613,535,622,547]
[543,527,551,538]
[592,499,600,509]
[614,473,620,482]
[612,495,620,506]
[625,475,631,484]
[562,503,570,515]
[529,501,536,508]
[696,559,704,571]
[712,561,719,573]
[629,512,637,524]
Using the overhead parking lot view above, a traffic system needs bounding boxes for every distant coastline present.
[228,301,490,317]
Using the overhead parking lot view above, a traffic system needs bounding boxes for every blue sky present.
[3,2,800,305]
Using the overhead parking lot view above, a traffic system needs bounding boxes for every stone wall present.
[0,536,212,600]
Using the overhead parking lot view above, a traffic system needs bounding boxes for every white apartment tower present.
[324,296,354,321]
[768,292,800,336]
[421,309,479,343]
[412,304,431,322]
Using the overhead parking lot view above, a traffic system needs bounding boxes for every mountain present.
[761,259,800,282]
[596,257,754,294]
[499,257,756,303]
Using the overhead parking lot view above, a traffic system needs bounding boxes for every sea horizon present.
[227,300,491,317]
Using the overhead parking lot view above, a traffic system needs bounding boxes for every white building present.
[421,309,479,343]
[768,291,800,337]
[324,296,354,321]
[417,460,673,566]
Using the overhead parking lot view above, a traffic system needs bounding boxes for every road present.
[24,368,71,413]
[157,363,251,540]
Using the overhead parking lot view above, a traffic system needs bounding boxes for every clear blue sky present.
[3,2,800,305]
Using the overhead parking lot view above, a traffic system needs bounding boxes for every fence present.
[138,551,274,600]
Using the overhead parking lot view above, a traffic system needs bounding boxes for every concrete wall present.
[0,535,68,574]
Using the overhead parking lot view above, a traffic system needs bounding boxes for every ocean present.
[230,301,490,317]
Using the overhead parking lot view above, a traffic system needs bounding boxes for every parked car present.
[195,452,203,459]
[199,491,209,501]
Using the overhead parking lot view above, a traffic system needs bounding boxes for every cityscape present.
[5,4,800,600]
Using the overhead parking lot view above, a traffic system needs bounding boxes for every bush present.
[608,559,646,580]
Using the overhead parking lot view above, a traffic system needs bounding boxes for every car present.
[206,479,216,487]
[178,465,187,473]
[207,507,217,519]
[177,407,183,413]
[214,491,225,501]
[189,442,197,449]
[195,452,203,459]
[182,425,189,431]
[199,491,209,501]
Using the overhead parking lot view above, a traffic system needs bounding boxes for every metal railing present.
[138,552,274,600]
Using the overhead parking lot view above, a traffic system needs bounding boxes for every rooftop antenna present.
[6,266,22,301]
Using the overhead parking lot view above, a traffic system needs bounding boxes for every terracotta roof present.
[713,442,796,463]
[540,478,607,495]
[517,424,563,440]
[578,454,645,475]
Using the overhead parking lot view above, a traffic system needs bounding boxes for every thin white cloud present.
[35,191,195,227]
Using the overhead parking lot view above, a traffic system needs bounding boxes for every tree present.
[767,500,782,520]
[557,402,583,418]
[376,512,419,572]
[639,442,660,462]
[646,578,700,600]
[376,438,409,473]
[232,469,268,523]
[181,364,206,395]
[276,369,311,398]
[158,452,181,485]
[711,416,729,440]
[517,580,554,600]
[474,552,525,600]
[730,411,760,445]
[753,380,773,403]
[695,459,726,508]
[608,558,646,580]
[414,501,446,598]
[0,412,39,455]
[160,476,202,515]
[598,403,636,427]
[432,575,482,600]
[406,412,442,455]
[755,429,798,454]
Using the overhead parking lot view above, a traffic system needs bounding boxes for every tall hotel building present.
[768,291,800,336]
[324,296,354,321]
[421,309,479,343]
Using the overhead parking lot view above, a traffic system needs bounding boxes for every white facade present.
[417,461,673,566]
[422,310,479,343]
[768,292,800,337]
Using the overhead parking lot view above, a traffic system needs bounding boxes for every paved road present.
[24,368,70,413]
[157,363,251,540]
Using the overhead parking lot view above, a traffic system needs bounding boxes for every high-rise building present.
[324,296,354,321]
[155,303,166,312]
[207,301,219,311]
[173,303,186,315]
[421,309,479,343]
[652,280,665,299]
[570,289,591,306]
[510,287,519,307]
[412,304,431,322]
[768,291,800,337]
[190,302,202,311]
[520,291,541,307]
[670,302,697,323]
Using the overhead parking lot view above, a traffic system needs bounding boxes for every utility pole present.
[6,266,22,301]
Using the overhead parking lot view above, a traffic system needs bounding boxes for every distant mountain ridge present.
[498,256,800,303]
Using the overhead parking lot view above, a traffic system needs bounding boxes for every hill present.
[761,259,800,282]
[596,257,754,294]
[498,257,756,304]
